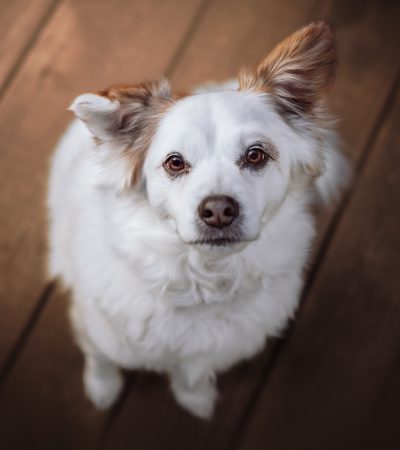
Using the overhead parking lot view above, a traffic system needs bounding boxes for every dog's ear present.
[70,79,172,142]
[69,79,173,186]
[239,21,336,117]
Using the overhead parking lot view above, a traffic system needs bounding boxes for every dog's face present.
[144,90,290,248]
[71,22,336,250]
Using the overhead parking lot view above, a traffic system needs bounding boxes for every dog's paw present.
[171,376,217,419]
[83,357,123,410]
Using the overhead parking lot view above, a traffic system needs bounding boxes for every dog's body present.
[48,22,349,418]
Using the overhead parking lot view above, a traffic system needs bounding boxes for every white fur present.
[48,81,348,418]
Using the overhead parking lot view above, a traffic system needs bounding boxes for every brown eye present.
[243,145,268,170]
[163,153,189,177]
[246,147,265,164]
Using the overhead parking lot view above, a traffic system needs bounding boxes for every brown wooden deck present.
[0,1,399,449]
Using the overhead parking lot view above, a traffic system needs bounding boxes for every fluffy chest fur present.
[84,207,310,371]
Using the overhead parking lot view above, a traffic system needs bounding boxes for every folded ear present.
[69,93,120,141]
[69,79,173,187]
[70,78,172,142]
[239,21,336,117]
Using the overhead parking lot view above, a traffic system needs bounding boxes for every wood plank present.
[0,0,204,372]
[103,1,400,449]
[0,0,59,95]
[327,0,400,160]
[312,0,400,244]
[170,0,317,89]
[236,72,400,450]
[0,289,102,450]
[358,348,400,450]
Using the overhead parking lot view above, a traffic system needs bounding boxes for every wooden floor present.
[0,0,399,449]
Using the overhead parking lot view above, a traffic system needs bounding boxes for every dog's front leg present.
[82,353,123,410]
[169,365,217,419]
[69,304,123,410]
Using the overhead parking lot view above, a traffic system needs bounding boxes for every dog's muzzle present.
[192,195,244,247]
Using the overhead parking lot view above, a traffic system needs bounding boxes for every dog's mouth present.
[190,220,246,247]
[191,237,242,247]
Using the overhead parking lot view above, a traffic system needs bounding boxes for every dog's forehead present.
[148,90,278,162]
[164,90,269,131]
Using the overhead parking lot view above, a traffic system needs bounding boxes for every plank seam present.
[0,0,62,105]
[165,0,212,78]
[227,72,400,450]
[304,73,400,301]
[0,281,56,389]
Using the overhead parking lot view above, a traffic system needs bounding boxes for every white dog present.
[48,22,349,418]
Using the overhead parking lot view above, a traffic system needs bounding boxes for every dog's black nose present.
[198,195,239,228]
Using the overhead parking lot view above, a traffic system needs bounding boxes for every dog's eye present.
[163,153,190,177]
[238,144,269,171]
[246,146,266,165]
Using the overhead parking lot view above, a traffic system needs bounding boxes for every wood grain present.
[312,0,400,244]
[0,289,107,450]
[171,0,318,90]
[0,0,59,95]
[359,338,400,450]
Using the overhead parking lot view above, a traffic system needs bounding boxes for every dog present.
[47,21,349,419]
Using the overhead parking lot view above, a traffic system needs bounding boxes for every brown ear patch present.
[98,79,171,104]
[97,79,174,185]
[97,79,172,138]
[239,21,336,116]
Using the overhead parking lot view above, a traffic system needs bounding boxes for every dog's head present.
[71,22,336,251]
